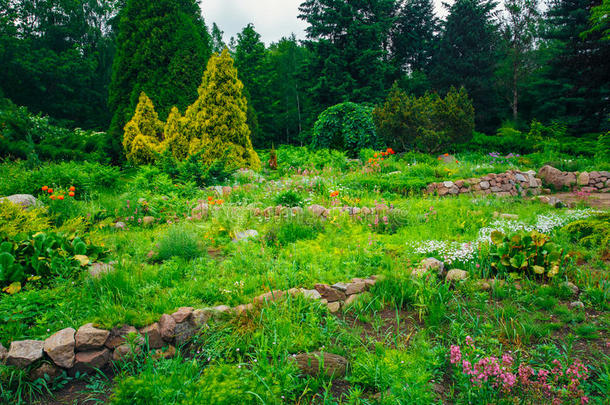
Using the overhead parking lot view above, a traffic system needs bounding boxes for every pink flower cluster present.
[449,337,590,404]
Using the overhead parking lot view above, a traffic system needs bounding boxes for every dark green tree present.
[432,0,501,132]
[0,0,120,130]
[530,0,610,133]
[107,0,211,161]
[390,0,438,75]
[298,0,397,109]
[210,22,227,53]
[234,24,268,146]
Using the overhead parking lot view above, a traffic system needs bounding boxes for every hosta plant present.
[489,230,565,278]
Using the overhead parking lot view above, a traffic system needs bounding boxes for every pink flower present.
[450,345,462,364]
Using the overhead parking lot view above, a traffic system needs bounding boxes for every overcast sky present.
[202,0,449,46]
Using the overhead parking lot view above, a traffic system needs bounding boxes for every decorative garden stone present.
[43,327,76,368]
[30,363,60,380]
[159,314,176,341]
[445,269,468,282]
[105,325,139,349]
[73,349,110,372]
[76,323,110,351]
[171,307,193,323]
[314,284,346,302]
[7,340,44,367]
[139,323,164,349]
[0,194,39,208]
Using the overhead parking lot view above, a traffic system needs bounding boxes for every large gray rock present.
[174,322,196,345]
[7,340,44,367]
[75,323,110,351]
[308,204,326,217]
[578,172,590,186]
[43,328,76,368]
[538,165,576,189]
[314,284,346,302]
[171,307,194,324]
[420,257,445,276]
[0,194,39,208]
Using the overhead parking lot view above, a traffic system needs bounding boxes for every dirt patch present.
[552,192,610,209]
[339,309,421,348]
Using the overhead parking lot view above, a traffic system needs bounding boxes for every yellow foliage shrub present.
[123,92,164,164]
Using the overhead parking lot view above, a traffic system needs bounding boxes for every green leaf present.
[490,231,505,245]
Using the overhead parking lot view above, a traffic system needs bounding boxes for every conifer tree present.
[107,0,211,162]
[163,107,189,160]
[185,49,261,169]
[123,92,164,164]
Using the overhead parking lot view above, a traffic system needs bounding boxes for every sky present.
[202,0,449,46]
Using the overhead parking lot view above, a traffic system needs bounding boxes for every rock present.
[114,221,126,230]
[0,343,7,363]
[327,301,341,313]
[139,323,164,349]
[345,282,367,295]
[142,216,155,226]
[159,314,176,341]
[331,282,348,292]
[222,186,232,196]
[302,289,322,300]
[212,305,231,314]
[314,284,346,302]
[88,262,114,278]
[191,310,211,328]
[0,194,39,208]
[112,343,141,362]
[76,324,110,351]
[7,340,44,368]
[30,362,60,380]
[344,293,362,307]
[291,352,348,378]
[499,213,518,220]
[73,349,110,372]
[171,307,193,324]
[308,204,326,217]
[570,301,585,310]
[578,172,590,186]
[291,206,304,215]
[538,165,576,189]
[445,269,468,282]
[105,325,139,349]
[515,173,527,182]
[233,303,254,314]
[152,345,176,360]
[420,257,445,276]
[562,282,579,296]
[253,290,285,304]
[174,322,196,345]
[233,229,259,242]
[479,181,490,190]
[43,328,76,368]
[476,280,491,291]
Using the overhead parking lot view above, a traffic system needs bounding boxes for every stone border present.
[425,170,542,197]
[0,275,383,379]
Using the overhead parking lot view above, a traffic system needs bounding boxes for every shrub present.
[489,230,566,279]
[596,131,610,162]
[374,85,474,153]
[155,224,202,262]
[0,201,50,238]
[311,102,380,156]
[274,190,303,207]
[1,231,104,293]
[123,92,165,164]
[561,213,609,252]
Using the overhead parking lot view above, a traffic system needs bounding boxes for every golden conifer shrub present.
[184,49,260,170]
[163,107,189,160]
[123,92,164,164]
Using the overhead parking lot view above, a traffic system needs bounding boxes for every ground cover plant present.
[0,145,608,404]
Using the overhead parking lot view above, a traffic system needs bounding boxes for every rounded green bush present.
[311,102,380,156]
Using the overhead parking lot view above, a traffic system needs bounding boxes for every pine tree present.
[432,0,501,132]
[107,0,211,162]
[123,92,164,164]
[185,49,261,170]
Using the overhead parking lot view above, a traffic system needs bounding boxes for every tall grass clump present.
[156,224,202,262]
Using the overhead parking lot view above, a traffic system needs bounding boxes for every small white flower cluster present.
[406,209,598,265]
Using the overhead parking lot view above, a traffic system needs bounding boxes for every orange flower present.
[438,157,442,160]
[215,199,223,205]
[374,153,378,158]
[368,158,373,163]
[209,200,215,205]
[444,153,449,156]
[49,195,56,200]
[48,188,53,194]
[455,160,459,163]
[207,196,213,202]
[69,192,75,197]
[69,186,76,192]
[58,195,64,200]
[41,186,48,191]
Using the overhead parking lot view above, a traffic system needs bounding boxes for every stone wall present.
[425,170,543,197]
[537,166,610,192]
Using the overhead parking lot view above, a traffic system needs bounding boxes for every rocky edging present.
[425,170,542,197]
[537,166,610,192]
[0,275,382,380]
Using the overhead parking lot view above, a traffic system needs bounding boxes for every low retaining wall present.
[537,166,610,192]
[425,170,543,197]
